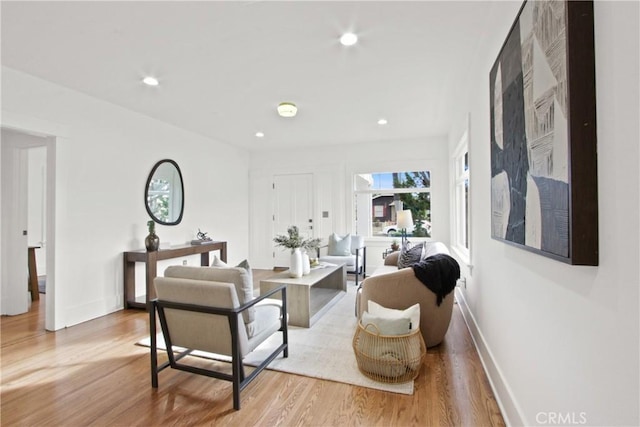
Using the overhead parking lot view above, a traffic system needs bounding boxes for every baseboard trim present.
[61,295,123,330]
[455,288,525,427]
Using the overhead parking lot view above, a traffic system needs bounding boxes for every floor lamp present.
[397,209,413,246]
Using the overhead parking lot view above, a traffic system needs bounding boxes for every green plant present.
[147,220,156,234]
[274,225,322,253]
[303,236,322,253]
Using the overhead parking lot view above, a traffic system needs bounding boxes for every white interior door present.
[272,173,314,267]
[1,131,29,315]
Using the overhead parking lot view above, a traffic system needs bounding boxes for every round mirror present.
[145,159,184,225]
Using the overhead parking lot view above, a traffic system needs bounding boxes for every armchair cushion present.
[328,233,351,256]
[246,300,283,351]
[154,277,249,356]
[164,265,256,326]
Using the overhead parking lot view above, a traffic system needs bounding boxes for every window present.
[354,171,432,238]
[453,133,470,260]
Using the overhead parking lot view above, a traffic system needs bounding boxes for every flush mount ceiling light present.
[377,118,388,125]
[255,131,265,138]
[142,76,159,86]
[340,32,358,46]
[277,102,298,118]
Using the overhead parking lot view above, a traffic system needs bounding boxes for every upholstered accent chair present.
[317,233,367,286]
[356,242,455,347]
[150,265,288,410]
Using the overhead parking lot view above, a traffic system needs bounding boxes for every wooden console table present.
[123,241,227,309]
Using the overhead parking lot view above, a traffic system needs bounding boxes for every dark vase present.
[145,232,160,252]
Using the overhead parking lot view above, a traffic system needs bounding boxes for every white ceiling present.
[1,1,508,151]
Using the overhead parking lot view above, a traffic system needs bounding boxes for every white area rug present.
[138,284,414,395]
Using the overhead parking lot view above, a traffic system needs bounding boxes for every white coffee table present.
[260,264,346,328]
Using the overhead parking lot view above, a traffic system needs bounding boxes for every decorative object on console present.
[191,228,214,245]
[490,0,598,265]
[145,220,160,252]
[390,239,399,252]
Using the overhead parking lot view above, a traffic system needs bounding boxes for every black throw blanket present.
[411,254,460,306]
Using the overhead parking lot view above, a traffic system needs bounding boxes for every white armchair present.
[317,233,367,286]
[150,265,288,410]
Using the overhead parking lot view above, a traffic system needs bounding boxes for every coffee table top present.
[260,264,343,286]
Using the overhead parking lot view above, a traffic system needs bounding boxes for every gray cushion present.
[328,233,351,256]
[164,264,255,324]
[397,242,424,269]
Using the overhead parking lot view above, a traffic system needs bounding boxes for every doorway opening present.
[1,127,55,330]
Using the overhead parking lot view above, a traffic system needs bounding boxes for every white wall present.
[1,67,251,330]
[249,136,450,270]
[449,2,639,426]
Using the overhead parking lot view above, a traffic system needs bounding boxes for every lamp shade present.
[397,209,414,230]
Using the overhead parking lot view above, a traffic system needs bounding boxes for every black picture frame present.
[489,0,598,265]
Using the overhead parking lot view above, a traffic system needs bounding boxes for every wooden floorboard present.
[1,269,504,426]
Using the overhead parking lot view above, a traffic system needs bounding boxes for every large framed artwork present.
[489,0,598,265]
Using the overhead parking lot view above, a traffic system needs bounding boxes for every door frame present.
[1,112,62,331]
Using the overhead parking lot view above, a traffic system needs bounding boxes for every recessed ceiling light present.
[378,118,388,125]
[277,102,298,118]
[340,32,358,46]
[142,76,159,86]
[255,132,265,138]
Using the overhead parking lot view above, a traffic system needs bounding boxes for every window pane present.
[464,178,469,248]
[359,171,431,190]
[369,191,431,237]
[355,170,431,238]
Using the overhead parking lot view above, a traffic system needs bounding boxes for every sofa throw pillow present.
[328,233,352,256]
[421,242,450,260]
[211,255,228,267]
[361,311,411,335]
[368,301,421,332]
[397,242,424,269]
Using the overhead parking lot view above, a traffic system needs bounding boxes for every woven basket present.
[352,321,426,383]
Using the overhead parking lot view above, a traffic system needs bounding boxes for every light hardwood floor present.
[1,270,504,426]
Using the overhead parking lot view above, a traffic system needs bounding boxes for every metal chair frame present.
[150,285,288,410]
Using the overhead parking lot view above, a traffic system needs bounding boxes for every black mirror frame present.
[144,159,185,226]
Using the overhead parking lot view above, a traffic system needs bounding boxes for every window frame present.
[452,132,470,263]
[353,171,432,240]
